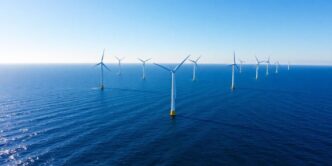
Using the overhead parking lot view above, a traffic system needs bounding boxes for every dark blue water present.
[0,64,331,165]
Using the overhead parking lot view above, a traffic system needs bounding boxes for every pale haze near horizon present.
[0,0,331,65]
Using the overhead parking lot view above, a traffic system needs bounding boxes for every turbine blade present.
[145,58,151,62]
[255,56,259,63]
[154,63,171,72]
[196,56,201,62]
[235,64,239,71]
[115,56,120,61]
[101,49,105,62]
[233,52,236,65]
[138,58,144,63]
[188,59,195,63]
[102,63,111,71]
[94,62,101,67]
[173,55,190,72]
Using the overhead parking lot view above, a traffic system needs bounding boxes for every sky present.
[0,0,331,65]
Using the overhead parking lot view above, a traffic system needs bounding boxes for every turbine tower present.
[138,58,151,79]
[95,49,111,90]
[255,56,264,80]
[154,55,190,118]
[115,56,125,76]
[238,59,245,73]
[265,56,270,76]
[288,61,290,71]
[275,61,279,74]
[230,52,239,91]
[188,56,201,81]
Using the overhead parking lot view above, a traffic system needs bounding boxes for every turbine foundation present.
[170,110,176,117]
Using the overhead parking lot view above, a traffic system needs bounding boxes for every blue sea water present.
[0,64,331,165]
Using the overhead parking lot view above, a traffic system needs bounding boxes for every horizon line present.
[0,62,331,66]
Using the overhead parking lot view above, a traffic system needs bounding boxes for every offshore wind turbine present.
[188,56,201,81]
[238,59,245,73]
[230,52,239,91]
[95,49,111,90]
[265,56,270,76]
[275,61,279,74]
[154,55,190,118]
[255,56,264,80]
[138,58,151,79]
[115,56,125,76]
[288,61,290,71]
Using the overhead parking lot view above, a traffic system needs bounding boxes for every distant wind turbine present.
[188,56,201,81]
[288,61,290,71]
[115,56,125,76]
[95,49,111,90]
[265,56,270,76]
[238,59,245,73]
[138,58,151,79]
[255,56,264,80]
[230,52,239,91]
[275,61,279,74]
[154,55,190,118]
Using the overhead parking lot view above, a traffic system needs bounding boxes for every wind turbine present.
[288,61,290,71]
[238,59,245,73]
[265,56,270,76]
[154,55,190,118]
[115,56,125,76]
[95,49,111,90]
[138,58,151,79]
[188,56,201,81]
[275,61,279,74]
[255,56,264,80]
[230,52,239,91]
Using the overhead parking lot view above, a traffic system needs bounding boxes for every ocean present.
[0,64,331,165]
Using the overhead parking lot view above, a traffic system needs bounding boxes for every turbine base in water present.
[170,110,176,117]
[100,85,104,90]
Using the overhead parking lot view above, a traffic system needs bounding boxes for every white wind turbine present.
[115,56,125,76]
[238,59,245,73]
[265,56,270,76]
[255,56,264,80]
[188,56,201,81]
[288,61,290,71]
[275,61,279,74]
[230,52,239,91]
[154,55,190,117]
[95,49,111,90]
[138,58,151,79]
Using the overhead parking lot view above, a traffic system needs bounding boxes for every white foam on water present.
[20,128,29,133]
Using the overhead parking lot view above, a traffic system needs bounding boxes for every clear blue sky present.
[0,0,331,64]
